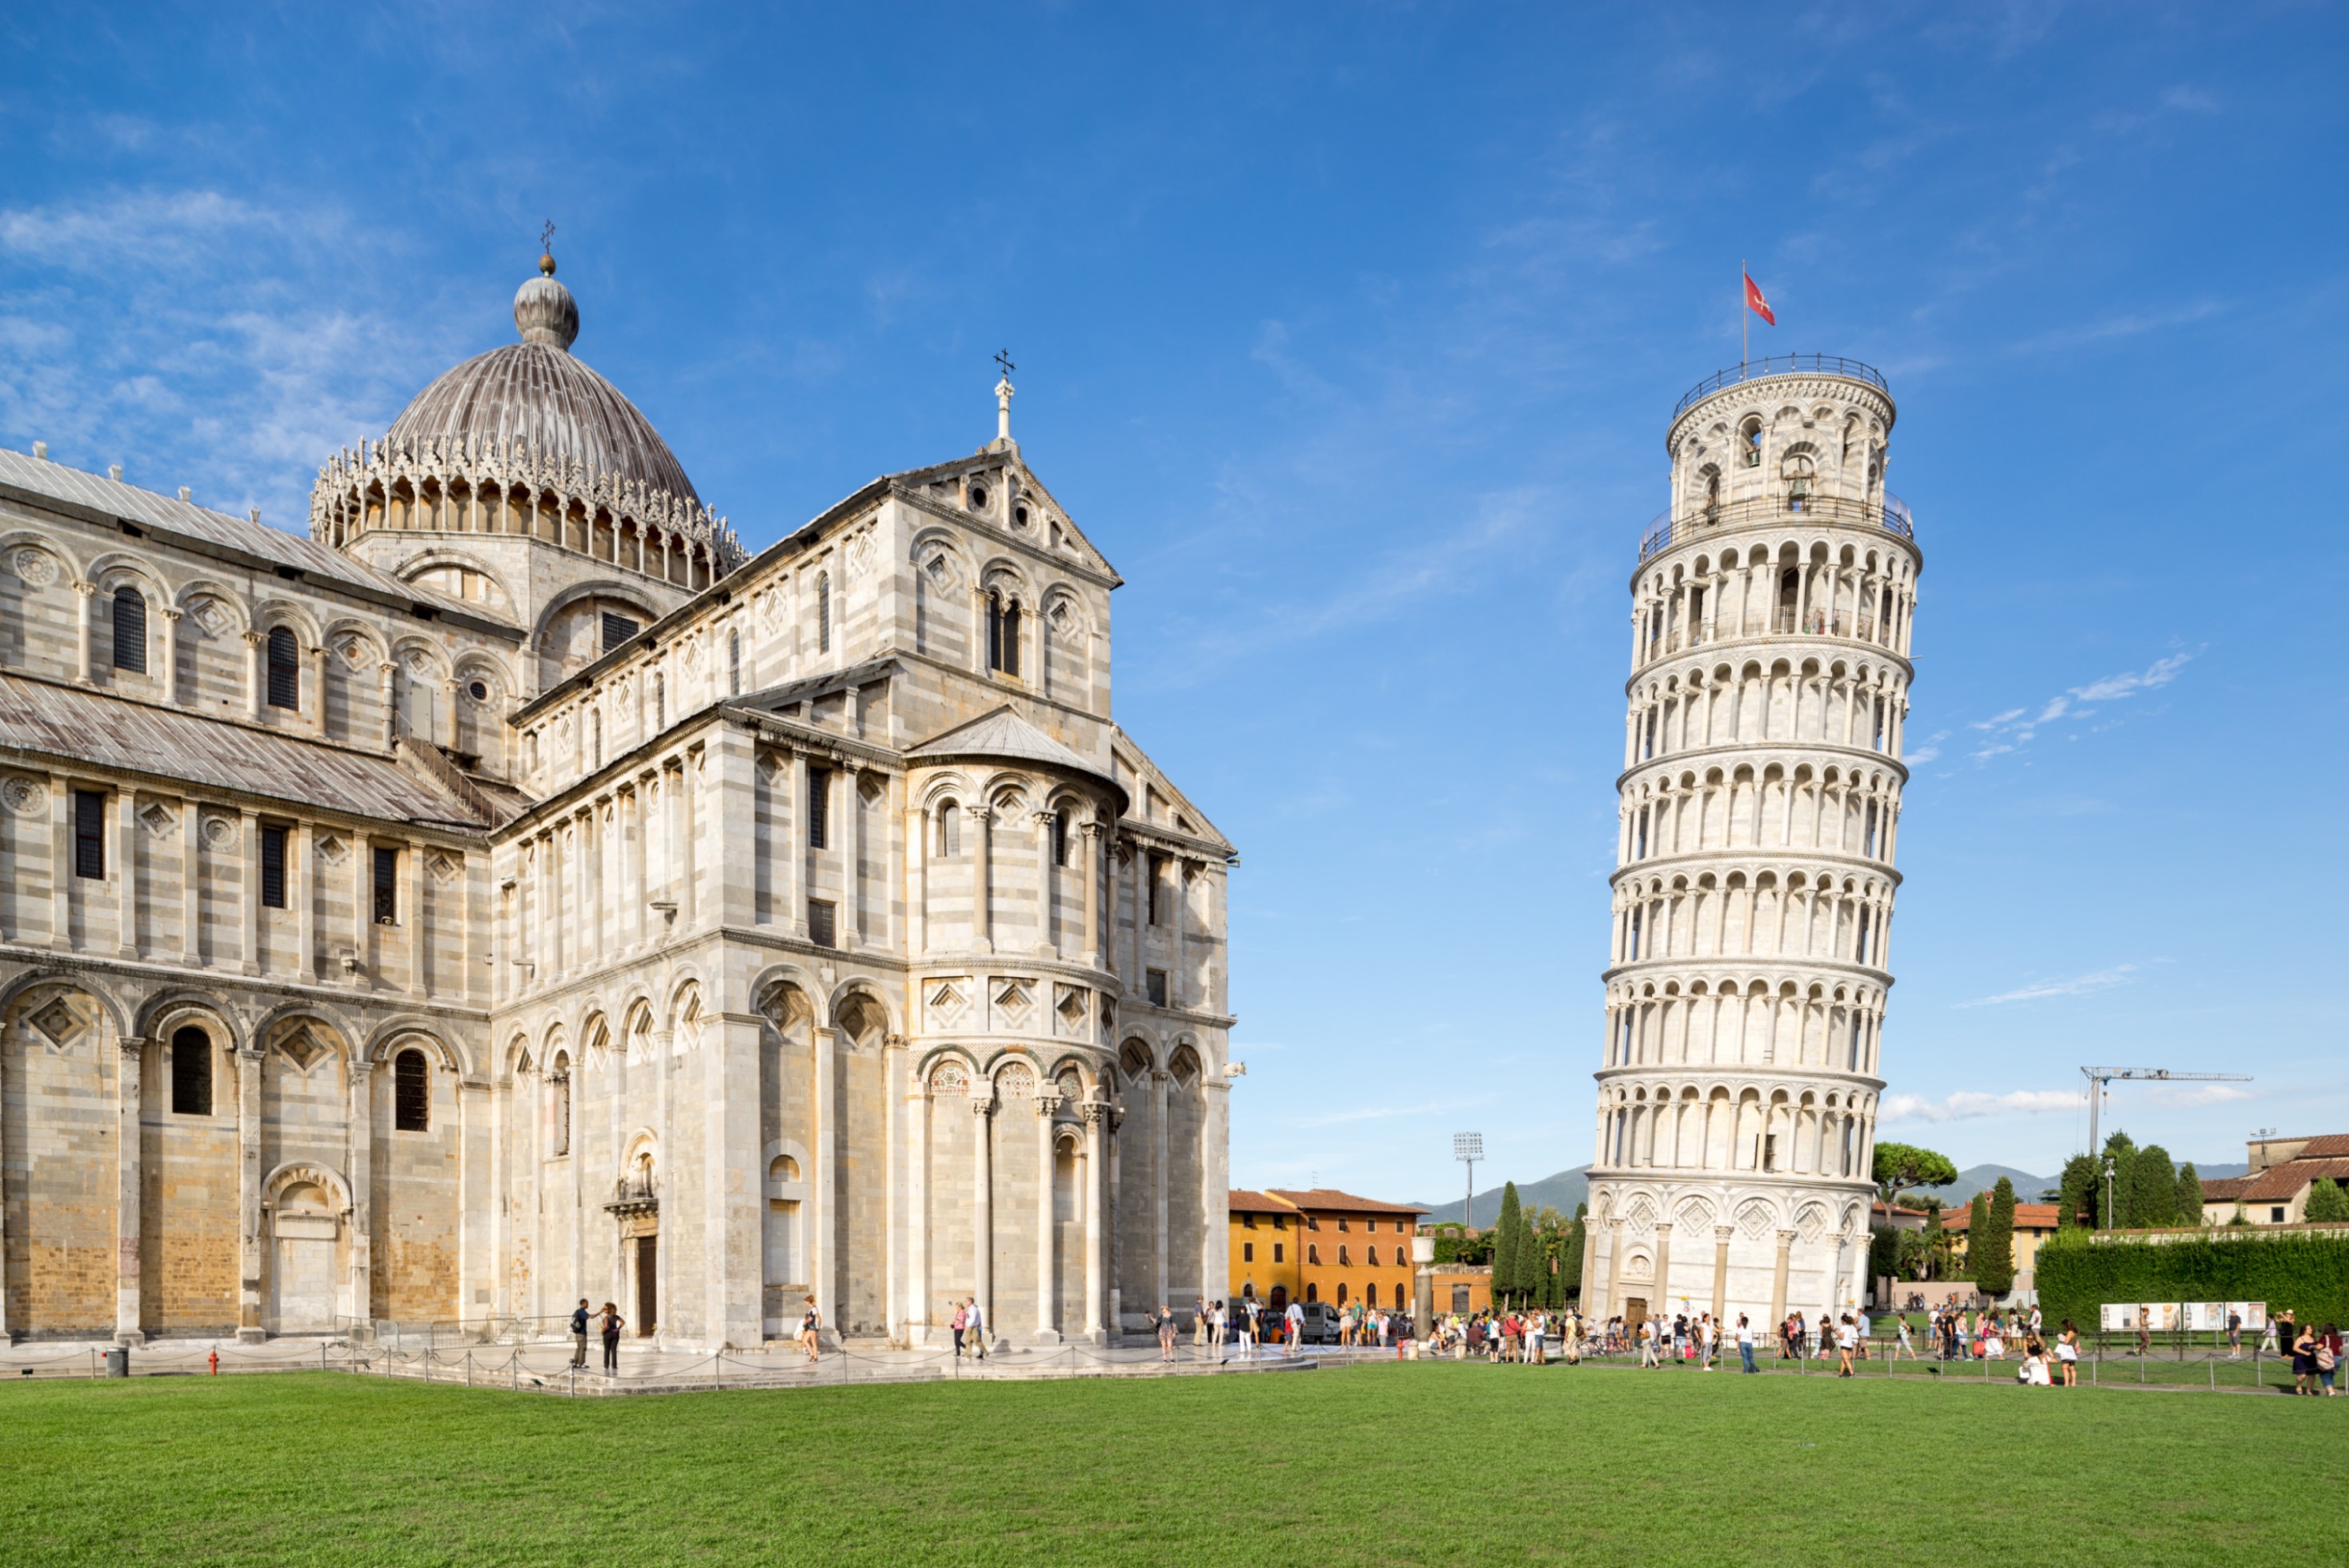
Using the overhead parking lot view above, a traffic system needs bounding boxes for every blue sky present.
[5,4,2343,1198]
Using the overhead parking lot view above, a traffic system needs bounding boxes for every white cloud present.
[1958,964,2137,1007]
[2141,1084,2254,1109]
[1882,1089,2082,1124]
[1964,651,2196,760]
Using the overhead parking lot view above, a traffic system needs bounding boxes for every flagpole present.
[1741,259,1748,369]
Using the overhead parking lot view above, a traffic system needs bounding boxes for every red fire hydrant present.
[208,1349,219,1376]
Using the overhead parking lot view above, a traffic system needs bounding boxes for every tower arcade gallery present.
[0,257,1235,1349]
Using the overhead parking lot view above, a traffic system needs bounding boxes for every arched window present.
[111,586,147,673]
[1337,1281,1349,1306]
[266,627,299,708]
[1337,1245,1350,1266]
[549,1053,571,1156]
[1741,418,1763,467]
[170,1025,211,1115]
[1366,1245,1380,1267]
[1305,1282,1318,1303]
[1702,468,1722,522]
[986,591,1021,677]
[816,571,832,653]
[1051,812,1068,867]
[394,1049,430,1132]
[1782,454,1814,513]
[1307,1245,1321,1265]
[937,802,961,857]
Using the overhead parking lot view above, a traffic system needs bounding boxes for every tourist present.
[2319,1324,2340,1396]
[598,1301,625,1374]
[1854,1307,1870,1361]
[951,1299,968,1359]
[2292,1322,2318,1395]
[1242,1297,1261,1359]
[967,1296,986,1360]
[1984,1315,2005,1361]
[1194,1297,1209,1354]
[570,1298,591,1369]
[1157,1302,1178,1362]
[1284,1297,1304,1357]
[799,1295,821,1365]
[2020,1343,2053,1386]
[2057,1319,2080,1386]
[2226,1308,2243,1359]
[2261,1313,2281,1356]
[1894,1314,1916,1361]
[1736,1313,1758,1374]
[1639,1317,1660,1369]
[1836,1314,1857,1378]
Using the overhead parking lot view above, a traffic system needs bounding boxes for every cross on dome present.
[991,349,1017,454]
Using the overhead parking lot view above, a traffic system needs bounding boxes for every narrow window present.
[816,572,831,652]
[260,824,287,908]
[111,587,147,672]
[808,898,837,949]
[1367,1245,1380,1266]
[1308,1245,1321,1265]
[728,629,741,696]
[1052,812,1068,868]
[1742,419,1763,467]
[1763,1133,1778,1172]
[1863,801,1879,856]
[394,1049,430,1132]
[1338,1246,1350,1266]
[986,591,1005,673]
[170,1026,211,1116]
[1243,1242,1255,1263]
[938,804,960,857]
[1273,1243,1285,1262]
[1001,599,1021,678]
[372,845,399,924]
[266,627,299,709]
[1145,968,1168,1007]
[808,768,831,849]
[600,612,639,655]
[74,789,106,878]
[1148,854,1168,924]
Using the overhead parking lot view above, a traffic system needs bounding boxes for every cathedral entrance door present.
[1624,1296,1648,1333]
[635,1235,657,1336]
[270,1183,339,1333]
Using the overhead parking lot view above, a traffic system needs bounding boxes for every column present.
[244,632,266,720]
[1651,1221,1674,1317]
[181,800,199,964]
[971,1095,994,1342]
[349,1058,375,1330]
[1768,1229,1794,1334]
[297,824,316,981]
[407,838,426,995]
[907,803,928,955]
[1601,1217,1624,1321]
[1152,1069,1169,1309]
[1169,860,1189,1007]
[812,1024,836,1333]
[47,775,70,952]
[785,751,807,937]
[1081,1101,1106,1341]
[1080,822,1102,967]
[115,1037,146,1345]
[235,1046,265,1341]
[1035,1093,1059,1341]
[75,581,96,682]
[1712,1225,1732,1326]
[378,663,397,749]
[116,792,138,959]
[351,832,370,986]
[883,1032,904,1341]
[1033,809,1057,956]
[240,808,261,975]
[841,760,863,948]
[311,647,331,736]
[969,803,992,951]
[677,752,698,929]
[628,783,648,949]
[158,608,181,706]
[908,1080,930,1344]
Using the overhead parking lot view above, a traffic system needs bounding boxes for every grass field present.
[3,1364,2343,1566]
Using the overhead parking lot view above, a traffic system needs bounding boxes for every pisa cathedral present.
[0,255,1234,1349]
[1582,356,1918,1333]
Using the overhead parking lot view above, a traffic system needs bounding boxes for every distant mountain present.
[1918,1160,2253,1209]
[1409,1167,1590,1229]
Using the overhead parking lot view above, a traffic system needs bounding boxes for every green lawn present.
[2,1365,2342,1566]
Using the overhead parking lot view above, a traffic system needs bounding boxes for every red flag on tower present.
[1744,271,1776,326]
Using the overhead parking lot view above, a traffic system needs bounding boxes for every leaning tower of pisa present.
[1581,355,1920,1337]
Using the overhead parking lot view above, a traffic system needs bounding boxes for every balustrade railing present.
[1638,492,1915,563]
[1670,355,1890,421]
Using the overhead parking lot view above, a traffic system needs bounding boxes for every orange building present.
[1226,1188,1426,1311]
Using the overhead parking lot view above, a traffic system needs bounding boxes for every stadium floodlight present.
[1453,1132,1483,1229]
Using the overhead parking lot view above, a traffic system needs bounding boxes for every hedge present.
[2035,1225,2349,1329]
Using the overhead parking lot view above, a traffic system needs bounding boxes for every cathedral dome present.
[383,261,700,507]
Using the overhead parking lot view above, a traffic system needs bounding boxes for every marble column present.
[971,1094,995,1342]
[812,1024,837,1332]
[1081,1101,1106,1341]
[969,804,992,951]
[1035,1093,1060,1341]
[235,1046,266,1341]
[115,792,138,959]
[1651,1221,1674,1317]
[1033,809,1057,956]
[1769,1229,1794,1335]
[1080,821,1102,967]
[115,1037,146,1345]
[1712,1225,1732,1326]
[1152,1069,1169,1310]
[158,608,182,706]
[348,1057,375,1330]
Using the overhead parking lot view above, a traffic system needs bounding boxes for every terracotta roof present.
[2236,1159,2349,1203]
[1266,1188,1429,1217]
[2293,1135,2349,1158]
[2199,1177,2255,1202]
[1227,1189,1297,1216]
[1940,1203,2062,1233]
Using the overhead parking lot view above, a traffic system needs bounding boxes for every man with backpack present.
[569,1299,591,1368]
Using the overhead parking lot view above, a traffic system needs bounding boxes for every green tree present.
[1513,1202,1541,1305]
[1975,1177,2017,1294]
[1872,1142,1959,1208]
[2058,1154,2098,1229]
[1559,1204,1587,1301]
[1922,1202,1953,1280]
[1894,1228,1930,1281]
[1493,1183,1522,1307]
[2100,1132,2139,1228]
[2307,1179,2349,1223]
[2135,1145,2178,1228]
[1869,1225,1900,1283]
[1955,1192,1988,1281]
[2176,1163,2205,1226]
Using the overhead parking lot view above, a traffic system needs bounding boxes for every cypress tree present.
[2058,1154,2098,1229]
[2101,1132,2139,1228]
[1976,1177,2017,1294]
[2175,1163,2205,1226]
[1962,1191,1990,1280]
[1560,1204,1587,1301]
[2135,1145,2177,1228]
[1493,1182,1522,1307]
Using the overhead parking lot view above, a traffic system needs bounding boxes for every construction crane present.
[2080,1066,2254,1157]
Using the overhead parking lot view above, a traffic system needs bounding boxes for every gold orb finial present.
[538,219,558,275]
[539,251,557,276]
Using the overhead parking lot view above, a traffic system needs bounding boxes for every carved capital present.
[1035,1092,1062,1118]
[969,1093,996,1118]
[1080,1101,1108,1126]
